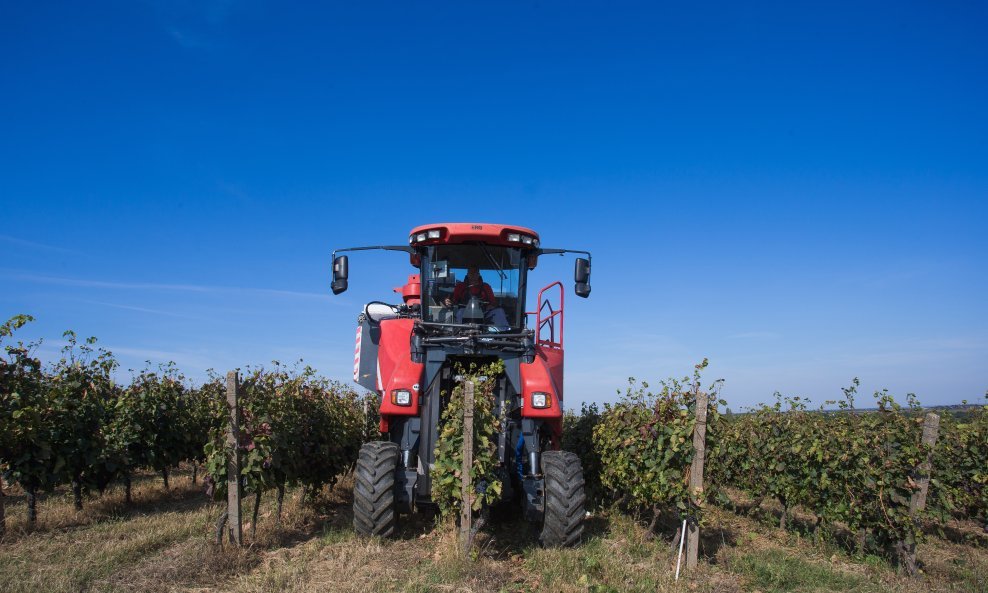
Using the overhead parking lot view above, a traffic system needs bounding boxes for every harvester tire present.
[353,441,399,538]
[540,450,585,547]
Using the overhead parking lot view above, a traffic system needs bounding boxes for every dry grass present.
[1,470,985,593]
[0,468,232,593]
[707,504,988,593]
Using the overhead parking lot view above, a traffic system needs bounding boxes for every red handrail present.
[526,281,564,348]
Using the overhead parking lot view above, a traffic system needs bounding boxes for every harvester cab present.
[331,222,591,546]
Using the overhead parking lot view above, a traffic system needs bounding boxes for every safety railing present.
[526,281,564,349]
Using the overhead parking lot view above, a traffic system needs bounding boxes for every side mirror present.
[331,255,349,295]
[574,258,591,298]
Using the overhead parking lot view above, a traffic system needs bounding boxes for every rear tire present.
[353,441,399,538]
[540,450,585,547]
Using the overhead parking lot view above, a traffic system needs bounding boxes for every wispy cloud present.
[0,234,82,255]
[81,300,203,319]
[167,28,209,49]
[16,274,213,292]
[35,339,238,377]
[107,345,224,370]
[149,0,241,49]
[857,259,952,290]
[594,328,692,354]
[726,331,781,340]
[6,272,336,302]
[830,337,988,368]
[217,180,255,205]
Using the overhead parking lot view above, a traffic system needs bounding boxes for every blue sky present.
[1,1,986,409]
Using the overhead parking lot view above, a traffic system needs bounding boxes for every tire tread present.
[540,450,585,547]
[352,441,399,538]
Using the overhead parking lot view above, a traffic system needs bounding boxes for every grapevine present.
[431,361,505,518]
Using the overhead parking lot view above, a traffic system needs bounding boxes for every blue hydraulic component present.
[515,433,526,480]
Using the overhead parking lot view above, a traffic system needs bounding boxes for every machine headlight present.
[507,233,521,242]
[531,392,551,409]
[416,233,427,242]
[427,229,441,239]
[391,389,412,406]
[521,236,533,245]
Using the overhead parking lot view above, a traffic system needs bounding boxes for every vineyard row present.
[3,316,985,575]
[563,361,987,575]
[0,315,371,534]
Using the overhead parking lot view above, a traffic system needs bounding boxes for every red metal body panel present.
[375,318,424,432]
[520,345,564,437]
[408,222,540,249]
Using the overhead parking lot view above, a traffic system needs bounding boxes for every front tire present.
[353,441,399,538]
[540,450,585,547]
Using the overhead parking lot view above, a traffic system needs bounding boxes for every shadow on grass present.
[922,519,988,548]
[701,522,739,562]
[477,508,611,561]
[1,471,217,542]
[244,477,358,550]
[395,508,441,541]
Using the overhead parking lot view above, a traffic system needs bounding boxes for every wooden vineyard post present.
[902,411,940,575]
[910,412,940,515]
[363,397,369,439]
[226,371,243,546]
[460,379,475,555]
[686,391,708,571]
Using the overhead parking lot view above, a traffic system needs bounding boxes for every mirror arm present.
[538,248,591,262]
[537,248,592,274]
[331,245,414,296]
[332,245,415,259]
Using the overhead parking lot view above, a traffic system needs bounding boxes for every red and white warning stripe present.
[353,325,362,381]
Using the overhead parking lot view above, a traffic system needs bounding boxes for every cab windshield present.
[420,244,527,328]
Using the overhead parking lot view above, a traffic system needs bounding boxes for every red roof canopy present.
[408,222,539,247]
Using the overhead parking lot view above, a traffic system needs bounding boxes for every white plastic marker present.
[675,518,686,581]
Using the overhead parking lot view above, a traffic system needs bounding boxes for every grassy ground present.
[1,469,985,593]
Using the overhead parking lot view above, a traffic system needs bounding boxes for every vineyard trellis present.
[3,314,986,578]
[0,316,368,537]
[205,363,366,542]
[593,359,722,571]
[576,369,987,576]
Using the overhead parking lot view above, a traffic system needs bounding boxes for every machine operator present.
[451,266,509,328]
